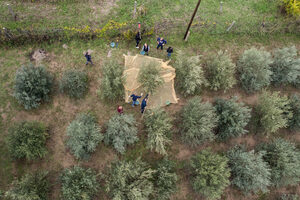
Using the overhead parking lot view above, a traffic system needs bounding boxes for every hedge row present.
[174,46,300,95]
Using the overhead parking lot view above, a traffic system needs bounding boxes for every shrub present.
[259,139,300,187]
[154,159,178,200]
[271,46,300,87]
[104,114,138,154]
[106,159,156,200]
[289,94,300,130]
[100,61,125,101]
[14,64,53,110]
[227,146,271,194]
[257,91,292,133]
[66,113,103,160]
[214,97,251,141]
[60,166,98,200]
[5,171,49,200]
[279,194,300,200]
[237,47,273,93]
[174,50,208,96]
[206,50,236,92]
[190,150,230,200]
[7,121,48,160]
[144,109,172,155]
[59,69,88,99]
[281,0,300,17]
[180,97,218,145]
[138,63,164,94]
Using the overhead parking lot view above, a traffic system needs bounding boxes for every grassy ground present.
[0,0,297,34]
[0,0,300,199]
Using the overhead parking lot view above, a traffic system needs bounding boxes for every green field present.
[0,0,299,199]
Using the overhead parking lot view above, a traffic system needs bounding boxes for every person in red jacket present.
[117,105,124,114]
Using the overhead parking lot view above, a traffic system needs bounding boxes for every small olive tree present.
[60,166,99,200]
[190,150,230,200]
[66,113,103,160]
[227,146,271,194]
[104,114,138,154]
[100,61,125,101]
[7,121,48,160]
[106,159,156,200]
[180,97,218,146]
[259,139,300,187]
[5,171,49,200]
[59,69,88,99]
[174,50,208,96]
[206,50,236,92]
[14,64,53,110]
[289,94,300,130]
[214,97,251,141]
[138,63,164,94]
[271,46,300,87]
[144,109,172,155]
[257,91,292,134]
[237,47,273,93]
[154,159,178,200]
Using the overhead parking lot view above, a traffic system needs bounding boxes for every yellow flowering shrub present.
[281,0,300,16]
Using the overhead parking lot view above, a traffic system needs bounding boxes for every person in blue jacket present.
[85,52,93,65]
[130,93,143,107]
[156,37,167,50]
[141,94,149,113]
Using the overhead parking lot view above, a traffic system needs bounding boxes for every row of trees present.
[4,139,299,200]
[13,46,300,109]
[174,46,300,96]
[6,90,300,162]
[4,158,178,200]
[14,64,89,110]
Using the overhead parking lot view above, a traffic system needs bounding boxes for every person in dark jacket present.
[166,47,173,59]
[135,31,142,48]
[141,94,149,113]
[156,37,167,50]
[141,43,150,55]
[85,52,93,65]
[130,93,143,107]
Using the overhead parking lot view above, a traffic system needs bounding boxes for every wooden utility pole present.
[183,0,202,40]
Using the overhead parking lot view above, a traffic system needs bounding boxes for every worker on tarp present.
[141,94,149,113]
[130,93,143,107]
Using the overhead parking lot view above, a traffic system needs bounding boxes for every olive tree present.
[190,150,230,200]
[174,50,208,96]
[259,139,300,187]
[237,47,272,93]
[14,64,53,110]
[180,97,218,145]
[206,50,236,92]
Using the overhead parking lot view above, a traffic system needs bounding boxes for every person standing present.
[156,37,167,50]
[166,47,173,59]
[141,94,149,113]
[135,31,142,48]
[130,93,143,107]
[141,43,150,56]
[85,52,93,65]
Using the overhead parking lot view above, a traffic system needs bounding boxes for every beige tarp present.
[123,54,178,109]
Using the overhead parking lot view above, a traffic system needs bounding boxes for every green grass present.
[0,0,296,35]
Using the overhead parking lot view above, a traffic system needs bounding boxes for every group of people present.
[117,93,149,115]
[135,31,173,58]
[84,31,174,65]
[84,31,169,114]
